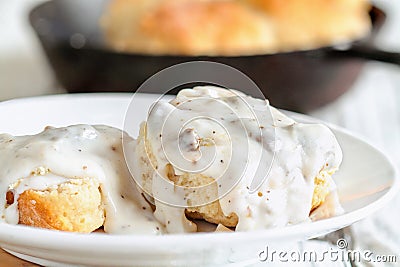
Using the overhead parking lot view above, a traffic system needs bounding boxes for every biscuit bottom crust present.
[17,178,105,233]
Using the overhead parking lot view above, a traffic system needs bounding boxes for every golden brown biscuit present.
[101,0,371,55]
[245,0,371,51]
[311,170,334,212]
[101,0,277,55]
[16,178,104,233]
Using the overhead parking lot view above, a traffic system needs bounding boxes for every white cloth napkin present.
[311,62,400,267]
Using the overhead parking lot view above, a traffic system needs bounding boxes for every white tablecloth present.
[310,1,400,263]
[311,62,400,267]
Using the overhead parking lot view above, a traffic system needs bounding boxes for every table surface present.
[0,249,38,266]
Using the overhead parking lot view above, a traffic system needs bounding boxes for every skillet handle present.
[330,45,400,66]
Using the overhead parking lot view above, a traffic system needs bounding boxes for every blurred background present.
[1,0,399,264]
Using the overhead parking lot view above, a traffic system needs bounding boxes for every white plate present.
[0,93,398,267]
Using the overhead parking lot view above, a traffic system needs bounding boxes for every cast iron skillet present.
[29,0,400,112]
